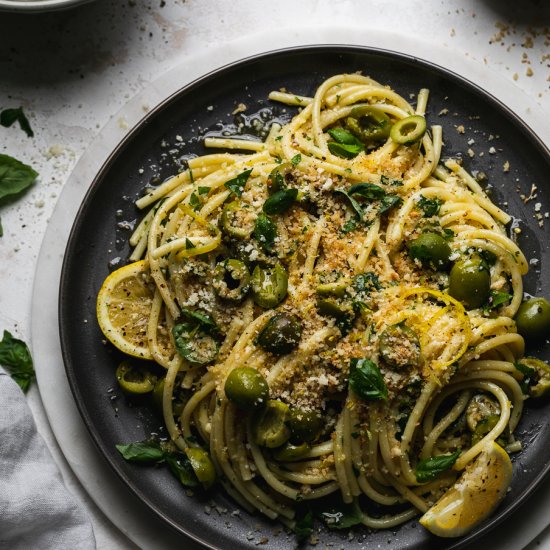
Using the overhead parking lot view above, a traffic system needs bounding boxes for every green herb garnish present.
[0,330,35,392]
[224,169,253,197]
[415,450,461,482]
[348,358,387,401]
[0,107,34,137]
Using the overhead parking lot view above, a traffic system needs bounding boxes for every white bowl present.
[0,0,94,12]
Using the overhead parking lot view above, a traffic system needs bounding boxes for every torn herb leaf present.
[165,453,200,487]
[291,153,302,166]
[263,188,298,215]
[0,107,34,138]
[115,439,165,463]
[416,449,461,482]
[294,510,313,542]
[253,212,277,252]
[417,195,442,217]
[0,154,38,204]
[349,358,387,401]
[328,142,363,159]
[0,330,35,392]
[224,169,252,198]
[348,182,386,200]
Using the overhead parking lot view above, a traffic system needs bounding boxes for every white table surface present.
[1,1,549,549]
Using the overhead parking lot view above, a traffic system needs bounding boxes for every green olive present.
[267,163,293,194]
[213,259,250,301]
[251,263,288,308]
[471,415,501,446]
[152,377,186,417]
[390,115,427,145]
[289,408,323,443]
[346,106,391,142]
[251,400,291,448]
[316,297,354,319]
[448,257,490,309]
[516,357,550,398]
[185,447,217,489]
[465,394,500,432]
[515,298,550,341]
[272,441,310,462]
[224,366,270,411]
[408,232,452,270]
[316,280,349,297]
[378,323,421,370]
[116,361,157,395]
[256,313,303,355]
[220,201,254,239]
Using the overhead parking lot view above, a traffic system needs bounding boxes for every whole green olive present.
[251,263,288,308]
[378,323,421,370]
[185,447,217,489]
[212,259,250,301]
[448,257,490,309]
[251,400,291,448]
[272,441,310,462]
[224,366,270,411]
[408,232,452,270]
[257,313,303,355]
[289,408,323,443]
[515,298,550,341]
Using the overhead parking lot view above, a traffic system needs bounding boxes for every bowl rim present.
[0,0,93,12]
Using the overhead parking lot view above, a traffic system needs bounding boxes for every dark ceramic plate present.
[59,46,550,550]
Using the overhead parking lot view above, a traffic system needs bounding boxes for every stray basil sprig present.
[0,330,35,393]
[327,128,364,159]
[116,439,200,488]
[0,107,34,137]
[348,358,388,401]
[415,449,461,483]
[224,169,253,198]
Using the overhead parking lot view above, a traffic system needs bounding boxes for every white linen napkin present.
[0,367,95,550]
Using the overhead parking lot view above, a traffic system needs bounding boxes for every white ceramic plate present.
[0,0,93,12]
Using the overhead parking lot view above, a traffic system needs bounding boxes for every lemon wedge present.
[96,260,154,360]
[419,442,512,537]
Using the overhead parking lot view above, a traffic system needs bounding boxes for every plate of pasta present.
[59,46,550,549]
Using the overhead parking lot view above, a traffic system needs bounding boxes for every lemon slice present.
[419,442,512,537]
[96,260,154,360]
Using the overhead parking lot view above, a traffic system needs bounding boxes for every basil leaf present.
[352,272,381,294]
[417,195,442,217]
[115,439,165,463]
[349,358,387,401]
[416,449,461,482]
[165,453,200,487]
[263,188,298,215]
[253,212,277,252]
[224,169,252,198]
[327,128,362,146]
[348,182,385,200]
[334,189,364,219]
[0,107,34,137]
[189,192,201,211]
[515,361,536,378]
[0,330,34,393]
[379,194,403,214]
[185,238,195,249]
[487,290,512,310]
[291,153,302,166]
[179,307,218,333]
[442,228,455,240]
[0,154,38,204]
[515,361,536,394]
[318,502,362,529]
[197,186,210,195]
[294,510,313,542]
[328,142,363,159]
[342,217,359,233]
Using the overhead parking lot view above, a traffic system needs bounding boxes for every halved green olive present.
[116,361,157,395]
[220,201,254,239]
[515,298,550,341]
[390,115,427,145]
[408,232,452,270]
[251,263,288,308]
[185,447,217,489]
[289,408,323,443]
[471,415,501,446]
[517,357,550,398]
[213,259,250,301]
[346,106,391,142]
[257,313,303,355]
[267,163,293,194]
[378,323,421,370]
[251,400,291,448]
[448,257,491,309]
[465,394,500,432]
[224,366,270,411]
[316,280,349,297]
[272,441,310,462]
